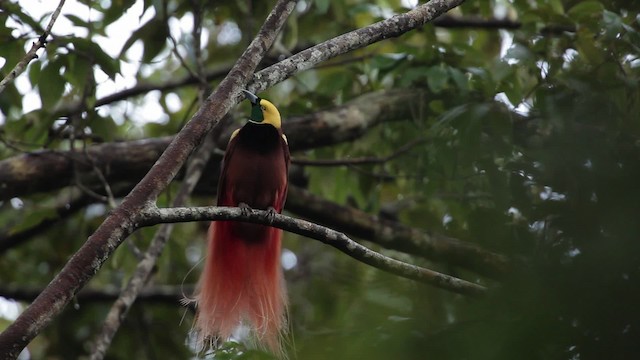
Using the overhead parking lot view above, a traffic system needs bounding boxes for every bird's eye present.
[261,106,266,111]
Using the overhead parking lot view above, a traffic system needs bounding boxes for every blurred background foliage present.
[1,0,640,359]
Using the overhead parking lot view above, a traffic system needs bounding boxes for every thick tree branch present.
[140,206,487,296]
[0,0,66,94]
[0,136,171,201]
[0,90,421,200]
[0,1,297,357]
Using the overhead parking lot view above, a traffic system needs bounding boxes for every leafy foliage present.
[1,0,640,359]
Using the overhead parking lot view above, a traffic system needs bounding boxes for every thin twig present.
[0,0,66,94]
[191,0,209,100]
[83,148,117,209]
[142,206,487,296]
[167,31,199,82]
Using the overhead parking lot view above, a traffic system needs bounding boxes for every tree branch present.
[53,62,233,116]
[1,93,510,277]
[50,14,526,117]
[90,124,222,360]
[91,12,219,357]
[0,0,66,94]
[0,89,421,200]
[0,0,297,357]
[286,187,511,279]
[140,206,487,296]
[248,0,466,93]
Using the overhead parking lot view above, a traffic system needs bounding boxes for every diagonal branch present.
[0,1,297,358]
[90,10,221,357]
[141,206,487,296]
[90,96,226,360]
[0,0,66,94]
[90,134,218,360]
[248,0,466,93]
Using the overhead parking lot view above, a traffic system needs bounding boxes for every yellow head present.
[242,90,282,129]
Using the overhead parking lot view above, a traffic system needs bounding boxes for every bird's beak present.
[242,90,259,105]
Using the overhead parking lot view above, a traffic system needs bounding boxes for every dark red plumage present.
[194,115,290,355]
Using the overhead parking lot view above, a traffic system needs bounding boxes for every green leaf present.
[64,14,91,29]
[575,28,605,64]
[315,0,330,14]
[317,70,350,95]
[86,111,118,141]
[370,54,406,71]
[68,37,120,79]
[120,18,169,63]
[448,67,469,92]
[28,61,41,86]
[602,10,623,40]
[567,1,604,23]
[504,44,535,64]
[102,0,137,25]
[64,54,92,88]
[548,0,565,15]
[399,66,428,87]
[425,65,449,93]
[1,2,43,32]
[39,59,66,109]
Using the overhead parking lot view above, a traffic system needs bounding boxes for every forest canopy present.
[1,0,639,359]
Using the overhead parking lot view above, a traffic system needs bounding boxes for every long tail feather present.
[195,220,287,355]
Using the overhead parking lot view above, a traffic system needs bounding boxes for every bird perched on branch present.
[193,90,290,356]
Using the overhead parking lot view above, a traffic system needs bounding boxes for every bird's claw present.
[266,206,277,224]
[238,202,252,217]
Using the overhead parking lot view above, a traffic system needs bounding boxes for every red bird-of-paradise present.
[193,90,290,356]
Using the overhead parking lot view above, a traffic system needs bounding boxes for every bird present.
[193,89,290,356]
